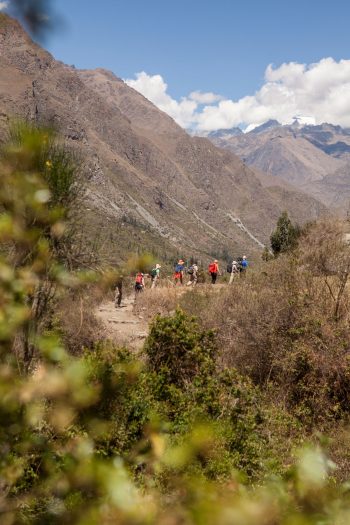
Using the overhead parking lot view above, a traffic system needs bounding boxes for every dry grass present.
[54,285,104,355]
[133,286,185,320]
[132,282,228,320]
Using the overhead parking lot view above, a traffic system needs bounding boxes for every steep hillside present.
[307,164,350,210]
[78,68,326,231]
[0,15,326,263]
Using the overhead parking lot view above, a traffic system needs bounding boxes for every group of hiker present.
[133,256,249,291]
[115,256,249,307]
[207,256,248,284]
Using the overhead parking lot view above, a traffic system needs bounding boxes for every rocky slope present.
[308,165,350,210]
[0,14,327,263]
[209,121,350,211]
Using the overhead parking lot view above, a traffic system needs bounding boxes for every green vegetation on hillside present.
[2,125,350,524]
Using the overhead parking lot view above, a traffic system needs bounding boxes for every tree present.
[270,211,300,256]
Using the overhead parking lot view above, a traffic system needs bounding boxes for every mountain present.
[0,14,327,263]
[250,120,281,135]
[300,124,350,160]
[187,127,243,139]
[207,128,243,139]
[208,120,350,210]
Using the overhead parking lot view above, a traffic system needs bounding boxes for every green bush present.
[81,345,151,457]
[143,310,270,480]
[144,309,216,388]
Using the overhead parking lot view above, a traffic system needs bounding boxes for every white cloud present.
[188,91,223,104]
[125,58,350,131]
[125,71,198,128]
[0,1,8,11]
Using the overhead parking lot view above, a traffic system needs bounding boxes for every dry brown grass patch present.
[55,285,104,355]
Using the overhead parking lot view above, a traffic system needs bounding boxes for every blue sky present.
[6,0,350,130]
[45,0,350,100]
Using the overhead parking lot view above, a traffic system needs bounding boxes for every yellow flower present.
[45,160,52,169]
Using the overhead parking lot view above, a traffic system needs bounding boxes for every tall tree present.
[270,211,300,256]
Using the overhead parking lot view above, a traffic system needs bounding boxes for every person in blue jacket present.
[241,255,249,274]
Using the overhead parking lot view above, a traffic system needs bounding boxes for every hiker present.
[208,259,220,284]
[186,262,198,287]
[151,263,161,289]
[135,272,145,293]
[173,259,185,286]
[241,255,249,275]
[228,260,239,284]
[114,276,123,307]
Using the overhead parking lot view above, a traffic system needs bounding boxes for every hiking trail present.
[95,283,226,351]
[95,296,149,351]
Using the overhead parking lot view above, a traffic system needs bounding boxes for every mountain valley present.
[0,14,328,263]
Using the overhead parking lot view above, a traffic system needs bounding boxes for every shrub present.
[144,309,216,388]
[143,310,273,480]
[80,345,152,457]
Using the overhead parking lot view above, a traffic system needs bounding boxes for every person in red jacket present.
[135,272,145,293]
[208,259,220,284]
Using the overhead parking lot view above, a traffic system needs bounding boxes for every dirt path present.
[95,283,227,351]
[95,296,149,351]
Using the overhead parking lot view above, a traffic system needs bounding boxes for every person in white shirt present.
[229,260,239,284]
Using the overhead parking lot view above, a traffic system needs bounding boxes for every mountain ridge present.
[207,120,350,210]
[0,15,327,262]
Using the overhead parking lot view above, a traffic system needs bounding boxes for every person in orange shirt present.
[208,259,220,284]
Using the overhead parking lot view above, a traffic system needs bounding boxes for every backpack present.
[187,266,194,275]
[226,263,232,273]
[236,258,243,272]
[150,268,158,278]
[135,273,143,284]
[208,263,216,273]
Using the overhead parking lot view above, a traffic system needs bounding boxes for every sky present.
[3,0,350,131]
